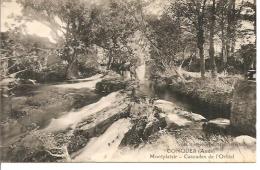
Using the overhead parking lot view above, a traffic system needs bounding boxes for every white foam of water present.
[123,71,131,80]
[53,74,103,90]
[42,91,120,132]
[136,64,146,83]
[73,118,132,162]
[74,74,103,81]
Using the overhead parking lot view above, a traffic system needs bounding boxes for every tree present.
[239,0,256,43]
[194,0,207,78]
[0,29,56,80]
[239,44,256,76]
[94,0,138,70]
[226,0,236,60]
[216,0,228,73]
[209,0,217,77]
[17,0,102,79]
[175,0,207,78]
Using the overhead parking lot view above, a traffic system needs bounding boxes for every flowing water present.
[42,91,122,132]
[1,70,243,162]
[0,75,104,146]
[136,64,146,83]
[73,118,132,162]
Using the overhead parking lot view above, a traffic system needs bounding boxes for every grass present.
[161,68,243,106]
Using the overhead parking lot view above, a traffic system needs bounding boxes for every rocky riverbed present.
[0,74,256,162]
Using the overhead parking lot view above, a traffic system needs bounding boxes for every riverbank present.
[153,71,241,119]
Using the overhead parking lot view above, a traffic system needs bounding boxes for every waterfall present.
[73,119,132,162]
[135,52,146,83]
[136,64,146,83]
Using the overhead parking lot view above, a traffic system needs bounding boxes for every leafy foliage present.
[1,0,256,80]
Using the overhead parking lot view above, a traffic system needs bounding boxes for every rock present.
[73,119,132,162]
[67,97,130,153]
[95,78,127,94]
[231,80,256,136]
[129,102,149,117]
[1,146,60,162]
[1,131,64,162]
[0,78,16,86]
[154,100,178,113]
[10,110,27,119]
[0,120,26,145]
[154,100,174,105]
[104,71,122,79]
[120,116,167,147]
[233,135,256,146]
[12,84,38,96]
[165,114,192,129]
[153,78,167,89]
[177,111,207,122]
[119,96,168,147]
[203,118,230,134]
[120,118,147,147]
[120,100,167,148]
[154,112,166,120]
[19,79,37,85]
[154,100,204,129]
[143,118,167,140]
[183,74,192,81]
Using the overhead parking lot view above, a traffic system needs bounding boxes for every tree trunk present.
[254,0,256,45]
[220,1,227,73]
[226,0,236,64]
[197,14,205,78]
[107,37,117,70]
[221,32,227,73]
[66,59,79,80]
[209,0,217,78]
[198,44,205,78]
[107,53,113,70]
[230,37,236,56]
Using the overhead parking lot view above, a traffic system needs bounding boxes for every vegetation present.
[0,0,256,162]
[1,0,256,83]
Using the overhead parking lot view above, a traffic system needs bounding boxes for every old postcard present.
[0,0,256,162]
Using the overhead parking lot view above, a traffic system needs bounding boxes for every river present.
[0,73,255,162]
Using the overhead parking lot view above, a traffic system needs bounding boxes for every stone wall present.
[230,80,256,136]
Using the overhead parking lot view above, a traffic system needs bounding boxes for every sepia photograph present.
[0,0,256,163]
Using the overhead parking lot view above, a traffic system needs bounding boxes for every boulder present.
[203,118,230,134]
[143,118,167,140]
[231,80,256,136]
[154,100,178,113]
[68,99,130,153]
[10,110,27,119]
[95,78,127,94]
[154,100,206,129]
[165,114,192,129]
[177,111,207,122]
[154,112,167,120]
[153,78,167,89]
[120,100,167,148]
[1,130,65,162]
[119,118,147,147]
[19,79,37,85]
[233,135,256,147]
[120,116,167,147]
